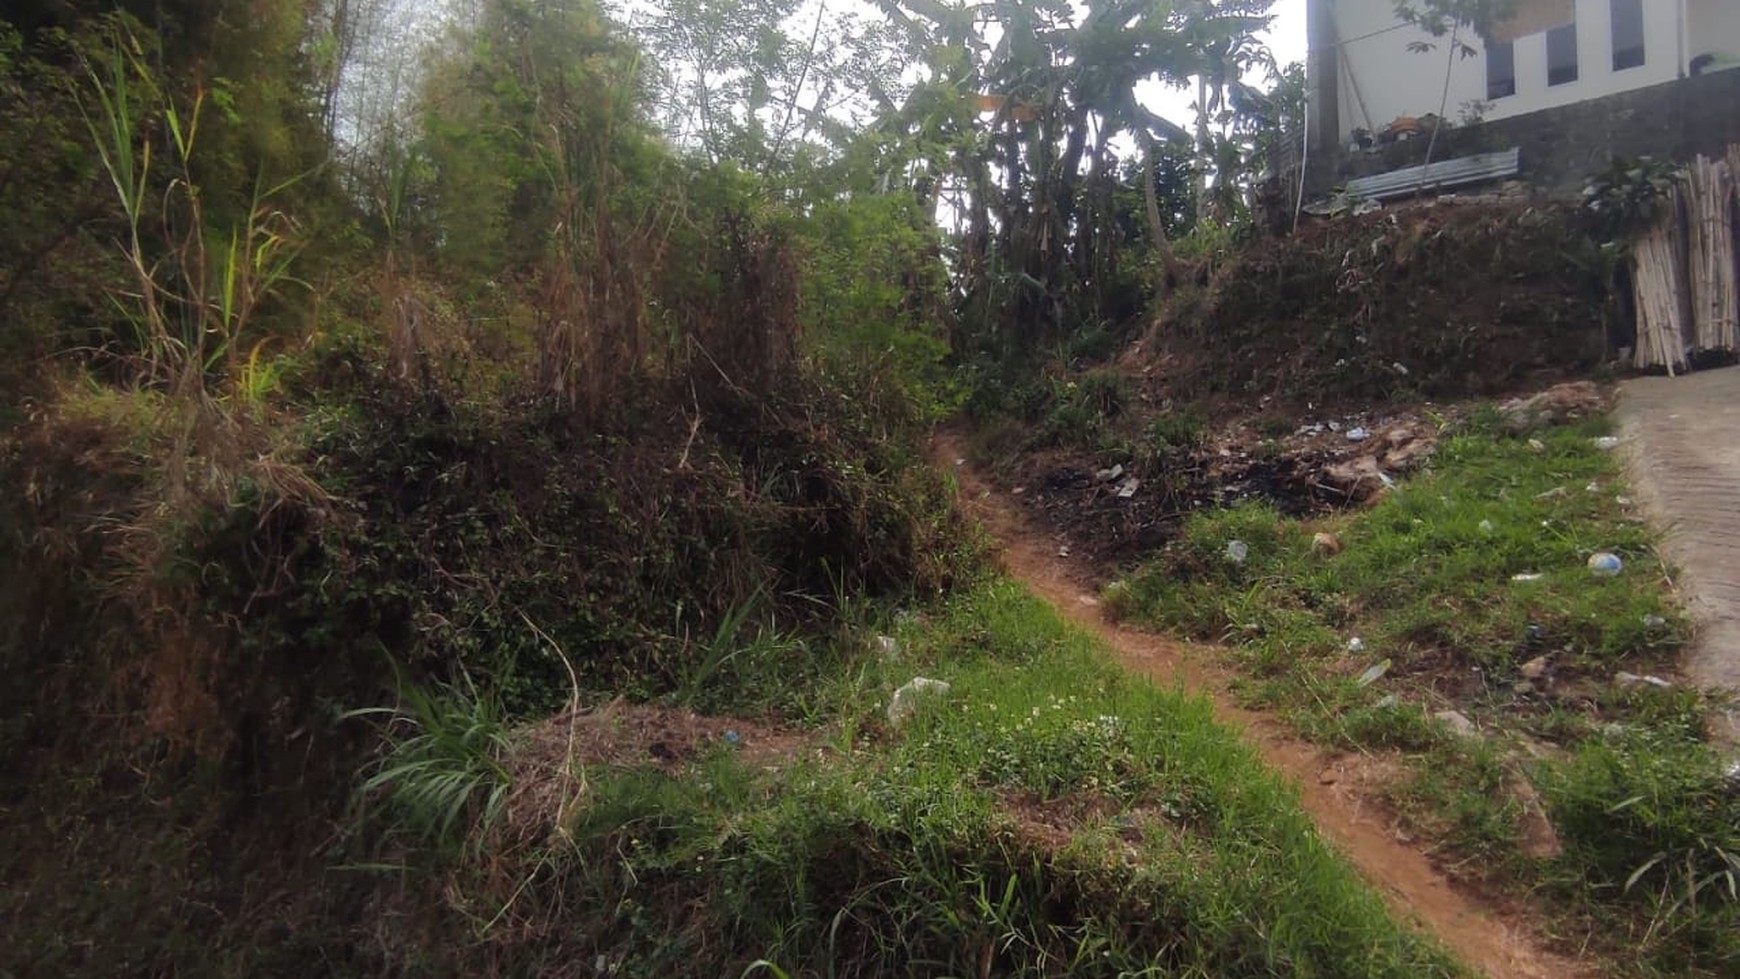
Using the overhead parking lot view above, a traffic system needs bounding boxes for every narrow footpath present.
[934,431,1590,979]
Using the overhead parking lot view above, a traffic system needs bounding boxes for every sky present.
[1139,0,1309,131]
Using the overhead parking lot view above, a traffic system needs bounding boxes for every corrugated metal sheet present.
[1345,148,1522,202]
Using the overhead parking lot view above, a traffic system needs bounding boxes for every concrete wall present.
[1326,0,1735,142]
[1311,66,1740,198]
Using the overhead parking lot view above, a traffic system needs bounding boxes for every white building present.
[1306,0,1740,194]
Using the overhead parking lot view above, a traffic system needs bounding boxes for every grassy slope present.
[370,581,1461,978]
[1107,409,1740,977]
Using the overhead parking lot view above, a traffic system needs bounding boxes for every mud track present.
[935,431,1591,979]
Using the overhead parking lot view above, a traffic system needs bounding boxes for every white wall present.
[1331,0,1485,138]
[1328,0,1735,140]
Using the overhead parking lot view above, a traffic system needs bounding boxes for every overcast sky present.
[1139,0,1308,129]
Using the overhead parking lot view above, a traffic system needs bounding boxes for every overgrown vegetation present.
[344,582,1463,977]
[0,0,1684,974]
[1107,410,1739,975]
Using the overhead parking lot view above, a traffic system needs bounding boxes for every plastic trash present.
[1346,636,1366,654]
[1593,436,1621,451]
[1478,519,1495,535]
[887,677,952,727]
[724,730,740,745]
[1116,478,1139,499]
[1346,426,1370,442]
[1527,438,1546,451]
[1588,552,1623,577]
[1356,658,1391,686]
[1511,573,1544,582]
[1642,614,1667,630]
[1616,671,1672,689]
[1225,539,1249,564]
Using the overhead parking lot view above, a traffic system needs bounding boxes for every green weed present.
[347,674,514,855]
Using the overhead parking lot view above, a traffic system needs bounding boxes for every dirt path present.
[935,432,1592,979]
[1618,367,1740,736]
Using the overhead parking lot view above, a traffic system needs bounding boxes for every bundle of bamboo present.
[1631,185,1691,374]
[1686,155,1738,354]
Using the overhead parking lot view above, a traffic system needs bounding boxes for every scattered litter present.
[1519,655,1550,680]
[1615,495,1633,506]
[1587,552,1623,577]
[1328,420,1342,432]
[1525,623,1545,642]
[1536,486,1567,500]
[1478,519,1495,535]
[1094,464,1125,483]
[1511,573,1544,582]
[1356,658,1392,686]
[1312,531,1344,556]
[1375,694,1400,708]
[1116,477,1140,499]
[1616,671,1672,689]
[1377,471,1397,489]
[1585,482,1602,493]
[1225,539,1249,564]
[1392,362,1410,375]
[1346,427,1370,442]
[1527,438,1546,452]
[954,458,966,467]
[874,635,901,658]
[887,677,952,727]
[1346,636,1366,654]
[1643,614,1667,630]
[1434,710,1480,739]
[1077,594,1099,607]
[1011,487,1025,495]
[1593,436,1621,451]
[724,730,740,745]
[1057,545,1071,558]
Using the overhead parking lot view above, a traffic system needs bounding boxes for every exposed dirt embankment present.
[1135,202,1609,406]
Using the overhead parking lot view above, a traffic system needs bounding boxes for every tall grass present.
[347,675,514,854]
[78,19,305,404]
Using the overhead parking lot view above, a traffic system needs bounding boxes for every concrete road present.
[1619,367,1740,731]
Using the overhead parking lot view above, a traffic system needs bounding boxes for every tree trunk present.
[1144,140,1180,290]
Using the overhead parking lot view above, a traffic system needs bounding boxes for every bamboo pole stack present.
[1687,155,1738,354]
[1629,147,1740,373]
[1631,185,1692,374]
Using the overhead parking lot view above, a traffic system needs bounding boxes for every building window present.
[1486,40,1517,98]
[1547,21,1579,85]
[1611,0,1645,70]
